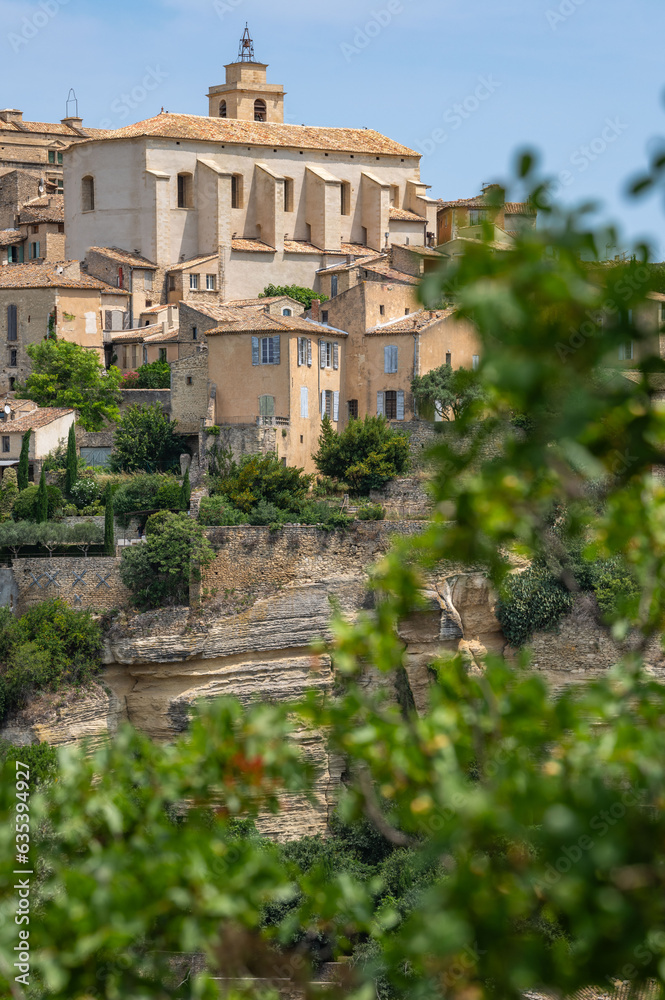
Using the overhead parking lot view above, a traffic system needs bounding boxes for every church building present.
[65,27,438,301]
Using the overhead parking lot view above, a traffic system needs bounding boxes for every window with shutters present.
[320,341,339,369]
[190,274,199,291]
[252,336,281,366]
[259,395,275,417]
[177,173,193,209]
[29,242,40,260]
[384,345,398,373]
[385,390,397,420]
[48,150,55,164]
[348,399,358,419]
[7,305,17,342]
[300,386,308,418]
[57,152,63,165]
[284,177,294,213]
[322,390,333,419]
[297,337,312,366]
[7,246,22,263]
[618,341,634,361]
[82,175,94,212]
[231,174,244,209]
[2,437,9,454]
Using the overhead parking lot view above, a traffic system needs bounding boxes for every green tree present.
[104,485,115,555]
[411,362,485,420]
[113,473,184,526]
[109,403,183,473]
[0,467,19,521]
[64,422,78,496]
[134,359,171,388]
[13,482,63,522]
[17,339,123,431]
[259,283,328,310]
[17,429,30,491]
[36,468,48,523]
[180,465,191,509]
[314,414,410,494]
[119,510,214,609]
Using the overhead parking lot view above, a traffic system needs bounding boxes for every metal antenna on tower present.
[238,23,255,62]
[65,88,79,118]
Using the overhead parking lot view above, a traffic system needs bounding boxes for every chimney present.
[311,298,320,322]
[0,109,23,123]
[61,115,83,130]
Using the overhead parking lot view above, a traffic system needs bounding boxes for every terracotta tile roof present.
[225,296,302,310]
[283,239,322,254]
[0,229,22,247]
[77,112,420,157]
[206,309,348,337]
[231,237,275,252]
[318,252,386,274]
[392,243,442,257]
[366,308,454,335]
[6,407,74,434]
[143,329,179,343]
[0,119,109,138]
[140,302,174,314]
[389,207,427,222]
[0,262,124,291]
[438,197,486,210]
[23,195,62,209]
[504,201,537,215]
[167,253,218,272]
[87,246,158,269]
[362,260,421,285]
[19,205,64,224]
[340,242,374,256]
[110,325,163,343]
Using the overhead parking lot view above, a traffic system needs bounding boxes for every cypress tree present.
[17,430,31,491]
[104,486,115,556]
[36,468,48,523]
[65,423,78,497]
[180,466,191,510]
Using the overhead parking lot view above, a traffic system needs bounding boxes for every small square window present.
[186,376,193,385]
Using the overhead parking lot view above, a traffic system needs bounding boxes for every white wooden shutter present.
[307,339,312,367]
[396,390,405,420]
[320,341,326,368]
[377,391,385,416]
[321,391,326,418]
[333,343,339,370]
[333,391,339,422]
[300,386,308,418]
[272,335,280,364]
[251,337,260,365]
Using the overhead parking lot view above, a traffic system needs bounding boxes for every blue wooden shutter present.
[333,342,339,370]
[320,341,326,368]
[392,346,398,372]
[321,391,326,418]
[377,391,385,416]
[396,390,405,420]
[384,346,391,373]
[333,391,339,422]
[251,337,259,365]
[300,386,308,418]
[272,335,280,364]
[18,244,23,263]
[307,340,312,367]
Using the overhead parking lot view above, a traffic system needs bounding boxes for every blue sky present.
[2,0,664,255]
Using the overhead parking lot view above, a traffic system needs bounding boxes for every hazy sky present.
[2,0,664,255]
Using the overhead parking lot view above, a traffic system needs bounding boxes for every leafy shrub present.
[495,564,574,648]
[119,512,214,610]
[357,503,386,521]
[13,483,63,522]
[314,415,410,495]
[198,495,249,526]
[258,284,328,310]
[212,453,313,518]
[114,474,185,526]
[0,740,58,787]
[109,404,182,473]
[0,601,103,723]
[590,557,641,621]
[135,360,171,389]
[69,475,104,509]
[0,468,19,521]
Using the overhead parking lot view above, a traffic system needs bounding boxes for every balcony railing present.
[257,415,289,427]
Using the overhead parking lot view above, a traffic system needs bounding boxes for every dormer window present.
[254,99,267,122]
[219,100,227,118]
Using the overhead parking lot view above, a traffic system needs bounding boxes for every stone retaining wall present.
[14,556,129,614]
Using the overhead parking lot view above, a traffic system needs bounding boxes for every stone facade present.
[13,556,130,615]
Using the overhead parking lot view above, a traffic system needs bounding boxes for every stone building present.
[0,261,129,389]
[83,247,159,327]
[64,29,438,301]
[0,400,75,481]
[436,184,537,251]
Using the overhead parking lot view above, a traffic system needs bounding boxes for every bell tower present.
[207,24,285,124]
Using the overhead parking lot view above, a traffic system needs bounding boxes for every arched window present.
[177,173,193,209]
[282,308,292,316]
[82,175,95,212]
[231,173,243,210]
[219,100,227,118]
[254,99,267,122]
